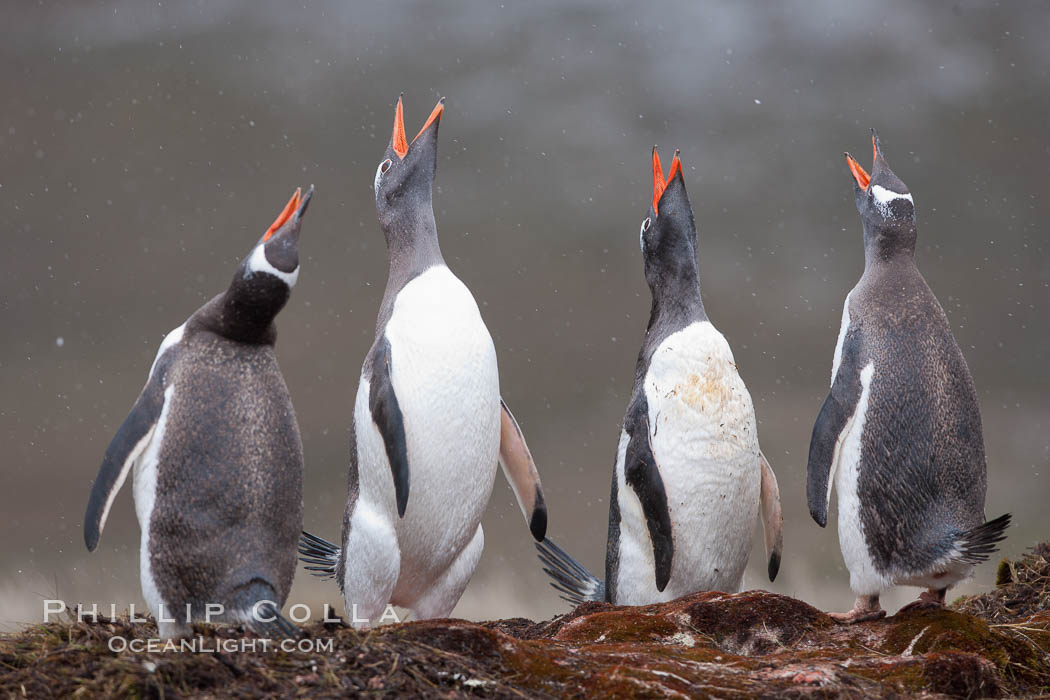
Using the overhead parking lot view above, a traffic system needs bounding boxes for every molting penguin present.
[298,96,547,625]
[83,186,314,639]
[535,148,783,606]
[806,130,1010,623]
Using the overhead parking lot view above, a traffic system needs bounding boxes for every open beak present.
[392,95,408,159]
[652,146,665,213]
[414,98,444,142]
[667,149,682,184]
[391,96,445,160]
[295,184,314,222]
[651,146,683,214]
[264,187,302,241]
[844,132,877,190]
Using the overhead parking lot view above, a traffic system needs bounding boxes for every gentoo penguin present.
[298,96,546,625]
[83,186,314,639]
[535,148,783,606]
[806,130,1011,623]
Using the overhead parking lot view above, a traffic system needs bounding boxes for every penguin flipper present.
[807,329,865,528]
[624,401,674,592]
[83,375,166,552]
[759,451,784,582]
[368,337,410,518]
[498,398,547,541]
[298,530,339,580]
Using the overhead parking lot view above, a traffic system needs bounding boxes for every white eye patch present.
[247,244,299,287]
[871,184,913,205]
[870,184,914,217]
[639,217,651,253]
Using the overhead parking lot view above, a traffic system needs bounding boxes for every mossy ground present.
[3,544,1049,698]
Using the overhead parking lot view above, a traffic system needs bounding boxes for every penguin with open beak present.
[807,130,1010,623]
[299,97,547,625]
[84,187,314,639]
[535,148,783,606]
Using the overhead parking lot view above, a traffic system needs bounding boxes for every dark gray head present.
[217,185,313,343]
[846,130,917,261]
[373,95,444,247]
[638,147,705,322]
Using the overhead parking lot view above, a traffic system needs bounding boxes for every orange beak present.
[652,147,666,213]
[666,149,682,184]
[414,98,444,143]
[845,133,877,190]
[392,95,409,159]
[391,96,445,160]
[651,147,684,214]
[263,187,302,241]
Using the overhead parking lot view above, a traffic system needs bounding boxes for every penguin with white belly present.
[299,96,547,625]
[807,130,1010,623]
[84,186,314,639]
[536,148,783,606]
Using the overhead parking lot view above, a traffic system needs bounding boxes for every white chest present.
[614,322,762,603]
[356,265,501,571]
[383,266,499,415]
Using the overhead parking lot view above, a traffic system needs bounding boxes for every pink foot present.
[898,587,946,613]
[828,595,886,624]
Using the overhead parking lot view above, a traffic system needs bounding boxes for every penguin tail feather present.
[955,513,1012,564]
[246,601,298,639]
[535,538,605,606]
[298,530,339,580]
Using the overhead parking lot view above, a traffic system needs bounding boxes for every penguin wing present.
[624,397,674,592]
[498,399,548,541]
[368,336,410,518]
[806,326,865,528]
[83,355,173,551]
[758,451,784,582]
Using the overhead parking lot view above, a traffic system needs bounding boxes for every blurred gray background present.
[2,1,1048,629]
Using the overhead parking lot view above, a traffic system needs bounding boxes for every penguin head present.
[639,147,701,294]
[223,185,313,335]
[845,130,917,256]
[373,95,444,231]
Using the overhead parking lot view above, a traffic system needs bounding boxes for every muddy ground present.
[2,544,1048,698]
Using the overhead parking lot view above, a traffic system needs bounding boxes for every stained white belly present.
[357,265,500,599]
[615,321,761,603]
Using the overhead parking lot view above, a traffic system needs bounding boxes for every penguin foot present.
[828,595,886,624]
[897,587,947,613]
[828,609,887,624]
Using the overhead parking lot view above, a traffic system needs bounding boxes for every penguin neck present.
[374,205,445,338]
[646,274,708,337]
[218,295,281,344]
[210,281,286,345]
[862,219,917,269]
[382,204,445,280]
